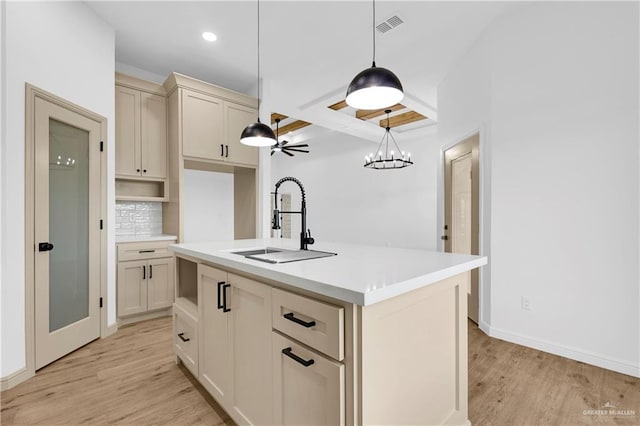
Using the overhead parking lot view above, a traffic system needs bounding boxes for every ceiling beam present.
[271,112,288,124]
[380,111,428,128]
[328,100,348,110]
[356,103,405,120]
[274,119,312,135]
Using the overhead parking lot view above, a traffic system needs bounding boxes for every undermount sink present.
[231,247,337,264]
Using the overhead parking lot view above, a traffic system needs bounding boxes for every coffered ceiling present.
[87,1,526,142]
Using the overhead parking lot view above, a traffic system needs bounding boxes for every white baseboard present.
[485,324,640,378]
[0,367,33,391]
[104,323,118,338]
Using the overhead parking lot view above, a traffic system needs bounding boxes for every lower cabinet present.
[272,332,345,426]
[174,302,198,377]
[117,252,175,318]
[198,264,273,425]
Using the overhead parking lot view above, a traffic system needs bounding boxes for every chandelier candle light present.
[240,0,277,147]
[364,110,413,170]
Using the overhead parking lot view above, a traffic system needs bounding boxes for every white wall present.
[1,1,115,378]
[271,130,440,250]
[439,2,639,376]
[183,169,234,242]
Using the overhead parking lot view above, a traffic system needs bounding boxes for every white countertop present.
[170,239,487,306]
[116,234,177,243]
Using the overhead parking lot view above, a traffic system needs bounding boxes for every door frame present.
[24,84,108,377]
[438,126,490,330]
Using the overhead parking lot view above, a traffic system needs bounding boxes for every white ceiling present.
[87,1,525,141]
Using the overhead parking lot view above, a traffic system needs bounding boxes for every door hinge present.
[100,219,103,230]
[99,297,103,308]
[100,141,104,152]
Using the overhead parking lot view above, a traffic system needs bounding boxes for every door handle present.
[441,235,448,241]
[283,312,316,328]
[38,242,54,252]
[217,281,225,309]
[143,265,146,280]
[225,145,229,158]
[177,332,190,342]
[222,283,231,313]
[221,144,224,157]
[149,265,153,279]
[282,347,314,367]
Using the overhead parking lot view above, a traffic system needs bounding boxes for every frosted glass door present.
[48,119,90,331]
[34,95,101,370]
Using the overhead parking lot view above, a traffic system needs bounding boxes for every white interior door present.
[444,134,480,323]
[34,96,102,369]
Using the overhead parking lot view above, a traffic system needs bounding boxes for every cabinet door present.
[224,102,259,166]
[141,92,167,179]
[272,332,345,426]
[147,257,174,311]
[228,274,273,425]
[198,264,232,406]
[117,260,147,316]
[115,85,141,177]
[182,89,224,160]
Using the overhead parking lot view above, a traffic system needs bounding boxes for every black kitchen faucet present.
[272,177,315,250]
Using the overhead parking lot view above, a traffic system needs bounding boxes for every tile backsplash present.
[115,201,163,236]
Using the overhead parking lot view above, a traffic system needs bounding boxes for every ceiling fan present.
[271,118,309,157]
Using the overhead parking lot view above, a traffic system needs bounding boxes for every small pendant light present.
[240,0,276,147]
[346,0,404,110]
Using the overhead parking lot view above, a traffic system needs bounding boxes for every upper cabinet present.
[165,73,259,167]
[115,75,167,179]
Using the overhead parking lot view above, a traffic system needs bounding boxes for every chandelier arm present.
[387,131,403,157]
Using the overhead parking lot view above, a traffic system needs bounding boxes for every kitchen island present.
[170,239,487,426]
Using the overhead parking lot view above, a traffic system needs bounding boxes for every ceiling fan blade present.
[271,150,275,156]
[280,140,289,146]
[283,147,309,153]
[283,150,294,157]
[288,143,309,148]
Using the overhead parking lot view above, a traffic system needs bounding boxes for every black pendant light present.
[240,0,276,147]
[346,0,404,110]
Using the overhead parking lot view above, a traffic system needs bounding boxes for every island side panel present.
[359,272,469,426]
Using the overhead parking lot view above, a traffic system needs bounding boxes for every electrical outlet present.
[521,296,531,311]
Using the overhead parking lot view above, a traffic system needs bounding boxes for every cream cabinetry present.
[197,264,272,426]
[165,73,259,168]
[116,240,175,321]
[115,79,167,178]
[115,73,168,201]
[174,302,198,377]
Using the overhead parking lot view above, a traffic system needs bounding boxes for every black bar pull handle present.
[221,144,224,157]
[284,312,316,328]
[139,249,155,253]
[177,332,190,342]
[222,283,231,313]
[225,144,229,158]
[282,347,314,367]
[149,265,153,279]
[217,281,225,309]
[143,265,146,280]
[38,242,54,252]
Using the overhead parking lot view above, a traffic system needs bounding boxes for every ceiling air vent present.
[376,14,405,34]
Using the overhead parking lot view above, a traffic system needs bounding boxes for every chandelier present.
[364,110,413,170]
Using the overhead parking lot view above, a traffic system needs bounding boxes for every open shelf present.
[176,256,198,313]
[116,178,168,202]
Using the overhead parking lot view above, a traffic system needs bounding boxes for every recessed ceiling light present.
[202,32,217,42]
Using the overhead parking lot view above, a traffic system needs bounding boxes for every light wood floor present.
[2,317,638,425]
[468,321,639,425]
[0,317,232,425]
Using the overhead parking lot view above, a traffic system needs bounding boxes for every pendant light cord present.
[257,0,261,120]
[372,0,376,66]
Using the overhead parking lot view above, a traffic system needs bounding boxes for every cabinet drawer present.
[272,288,344,361]
[174,303,198,377]
[272,331,345,426]
[117,240,175,261]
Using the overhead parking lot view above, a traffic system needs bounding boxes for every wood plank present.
[0,317,232,426]
[328,100,348,110]
[274,119,311,135]
[380,110,427,128]
[356,103,404,120]
[270,113,288,125]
